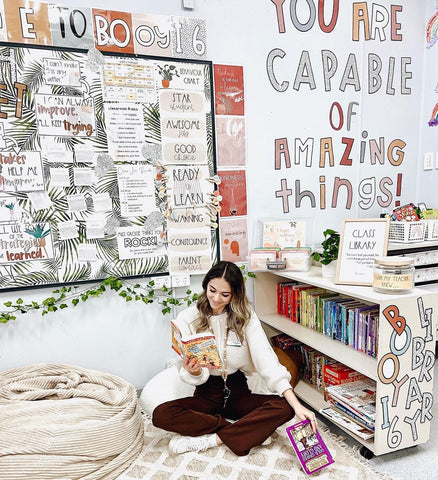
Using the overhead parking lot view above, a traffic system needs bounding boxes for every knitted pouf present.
[0,363,144,480]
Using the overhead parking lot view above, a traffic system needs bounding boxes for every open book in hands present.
[171,321,222,369]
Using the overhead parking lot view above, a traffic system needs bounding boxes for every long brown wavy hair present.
[193,261,251,343]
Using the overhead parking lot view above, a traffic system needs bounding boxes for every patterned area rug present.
[117,415,395,480]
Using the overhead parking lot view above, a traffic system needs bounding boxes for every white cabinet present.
[388,240,438,286]
[254,267,438,456]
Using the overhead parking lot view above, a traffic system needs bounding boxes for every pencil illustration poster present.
[218,169,247,217]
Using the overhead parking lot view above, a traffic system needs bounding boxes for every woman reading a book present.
[152,261,317,456]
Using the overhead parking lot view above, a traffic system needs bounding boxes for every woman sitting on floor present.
[152,261,317,456]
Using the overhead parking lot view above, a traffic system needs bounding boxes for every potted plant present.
[313,228,340,277]
[157,64,180,88]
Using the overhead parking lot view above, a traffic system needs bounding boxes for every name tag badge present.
[227,338,242,347]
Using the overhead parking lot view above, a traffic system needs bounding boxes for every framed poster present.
[335,218,390,286]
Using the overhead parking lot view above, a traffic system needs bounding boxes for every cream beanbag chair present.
[0,363,144,480]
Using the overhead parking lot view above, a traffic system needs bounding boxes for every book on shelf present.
[322,296,354,339]
[323,362,367,402]
[323,362,367,384]
[345,301,368,347]
[277,281,297,317]
[299,345,335,390]
[271,333,303,351]
[171,321,221,369]
[286,419,335,475]
[325,378,376,423]
[319,407,374,440]
[354,305,379,354]
[301,288,327,330]
[292,284,315,323]
[327,400,375,431]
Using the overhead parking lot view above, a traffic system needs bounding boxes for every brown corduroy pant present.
[152,370,295,456]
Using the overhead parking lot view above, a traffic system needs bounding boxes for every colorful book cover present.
[218,169,247,217]
[286,420,334,475]
[171,321,221,370]
[213,64,244,115]
[325,399,375,431]
[219,217,248,262]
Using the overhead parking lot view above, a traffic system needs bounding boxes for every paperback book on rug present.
[286,419,334,475]
[171,321,221,369]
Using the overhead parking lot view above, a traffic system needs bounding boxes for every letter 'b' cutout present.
[383,305,406,335]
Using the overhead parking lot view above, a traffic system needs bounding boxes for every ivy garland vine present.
[0,266,255,324]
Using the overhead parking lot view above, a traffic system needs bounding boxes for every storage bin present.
[388,221,426,243]
[424,219,438,241]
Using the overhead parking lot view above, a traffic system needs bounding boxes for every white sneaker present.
[168,434,212,454]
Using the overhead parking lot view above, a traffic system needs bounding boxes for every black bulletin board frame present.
[0,42,218,292]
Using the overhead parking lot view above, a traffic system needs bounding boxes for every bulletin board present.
[0,44,217,290]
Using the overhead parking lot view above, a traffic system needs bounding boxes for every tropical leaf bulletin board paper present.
[0,45,216,290]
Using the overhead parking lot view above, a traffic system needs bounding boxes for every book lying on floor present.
[319,407,374,440]
[286,419,334,475]
[171,321,221,369]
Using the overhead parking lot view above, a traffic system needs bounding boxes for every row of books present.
[277,281,379,358]
[271,333,361,392]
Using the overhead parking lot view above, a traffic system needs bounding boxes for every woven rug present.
[117,414,395,480]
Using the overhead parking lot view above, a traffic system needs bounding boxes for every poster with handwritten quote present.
[213,65,244,116]
[0,23,215,289]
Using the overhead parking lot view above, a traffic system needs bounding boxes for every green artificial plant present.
[312,228,340,265]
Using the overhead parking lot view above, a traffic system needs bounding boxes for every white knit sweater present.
[173,305,292,396]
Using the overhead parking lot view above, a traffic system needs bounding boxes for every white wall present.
[418,1,438,204]
[1,0,435,388]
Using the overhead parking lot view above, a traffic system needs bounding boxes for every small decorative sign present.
[335,218,390,286]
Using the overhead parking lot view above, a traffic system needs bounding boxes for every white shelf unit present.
[254,267,438,456]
